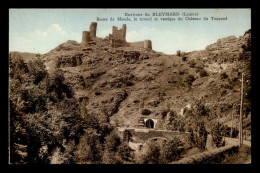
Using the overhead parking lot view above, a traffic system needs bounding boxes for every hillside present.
[9,29,251,164]
[39,30,251,130]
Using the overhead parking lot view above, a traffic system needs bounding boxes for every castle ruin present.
[81,22,152,51]
[111,24,127,47]
[89,22,97,39]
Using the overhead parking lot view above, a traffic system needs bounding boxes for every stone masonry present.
[111,24,127,48]
[81,31,90,47]
[81,22,97,47]
[89,22,97,39]
[81,22,152,51]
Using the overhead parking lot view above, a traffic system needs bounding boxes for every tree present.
[9,55,85,164]
[188,121,208,151]
[102,130,133,164]
[75,129,103,164]
[27,58,47,84]
[160,137,183,163]
[140,143,162,164]
[211,122,225,148]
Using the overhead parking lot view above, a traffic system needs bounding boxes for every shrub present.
[188,59,196,68]
[176,50,181,56]
[178,70,186,75]
[75,129,103,164]
[168,110,177,123]
[140,143,162,164]
[182,56,188,61]
[196,66,203,73]
[102,130,132,164]
[161,109,168,119]
[188,121,208,151]
[220,72,228,79]
[184,74,195,86]
[27,58,47,84]
[9,53,29,80]
[160,137,183,163]
[142,109,152,115]
[211,122,225,148]
[199,68,208,77]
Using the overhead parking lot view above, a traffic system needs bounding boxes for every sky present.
[9,9,251,54]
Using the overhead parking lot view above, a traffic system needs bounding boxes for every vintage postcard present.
[9,8,251,164]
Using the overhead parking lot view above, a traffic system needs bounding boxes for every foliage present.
[27,58,47,84]
[9,54,86,164]
[141,109,152,115]
[140,137,183,164]
[102,130,133,164]
[160,137,183,163]
[220,72,228,79]
[188,59,196,68]
[74,129,103,164]
[140,143,162,164]
[182,56,188,61]
[211,122,225,148]
[183,74,195,87]
[9,53,29,80]
[184,101,209,150]
[46,69,74,102]
[188,121,208,151]
[199,68,208,77]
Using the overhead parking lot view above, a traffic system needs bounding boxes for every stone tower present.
[144,40,152,50]
[111,24,127,48]
[122,24,127,38]
[81,31,90,47]
[89,22,97,39]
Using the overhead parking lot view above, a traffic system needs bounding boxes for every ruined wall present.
[111,25,127,47]
[129,41,145,48]
[144,40,152,50]
[122,24,127,37]
[89,22,97,39]
[81,31,90,47]
[128,40,152,50]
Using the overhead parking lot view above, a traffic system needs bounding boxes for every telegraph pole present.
[239,73,244,146]
[230,104,234,138]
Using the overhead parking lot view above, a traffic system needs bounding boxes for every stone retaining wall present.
[172,144,239,164]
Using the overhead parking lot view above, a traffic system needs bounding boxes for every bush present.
[142,109,152,115]
[168,110,177,123]
[196,66,203,73]
[140,137,183,164]
[140,143,162,164]
[184,74,195,86]
[199,68,208,77]
[176,50,181,56]
[220,72,228,79]
[160,109,169,119]
[182,56,188,61]
[75,130,103,164]
[188,59,196,68]
[160,137,183,163]
[27,58,47,84]
[211,122,225,148]
[188,121,208,151]
[102,130,132,164]
[178,70,186,75]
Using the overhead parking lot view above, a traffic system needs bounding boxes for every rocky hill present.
[20,29,250,134]
[9,28,251,164]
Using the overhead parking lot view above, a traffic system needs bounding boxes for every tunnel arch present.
[145,119,154,128]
